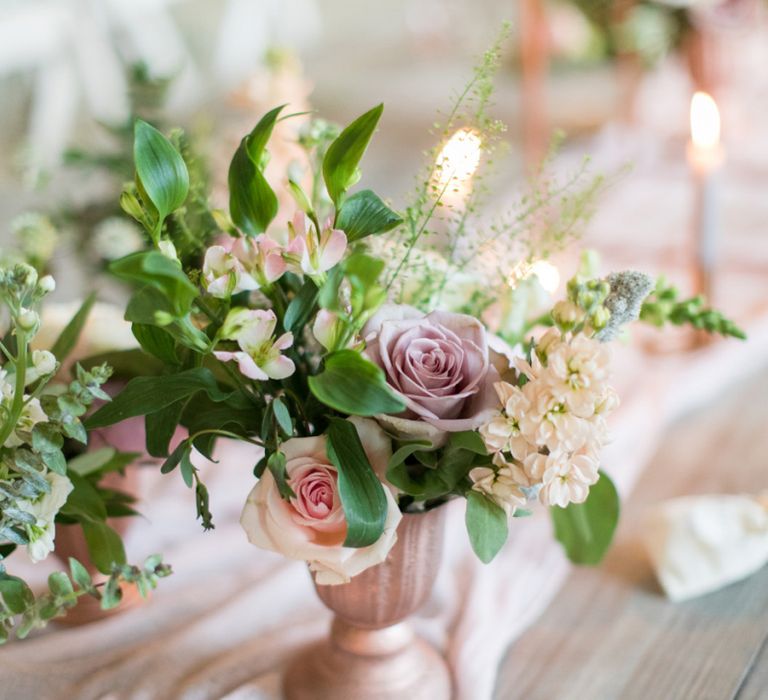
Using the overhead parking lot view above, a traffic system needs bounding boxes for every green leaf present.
[41,448,67,476]
[179,448,195,489]
[386,441,433,472]
[110,251,198,319]
[100,575,123,610]
[267,451,294,500]
[550,470,620,565]
[81,348,164,380]
[132,324,179,365]
[50,293,96,364]
[465,491,509,564]
[227,106,284,236]
[0,543,17,560]
[317,265,344,312]
[336,190,402,241]
[308,350,406,416]
[60,474,108,522]
[134,119,189,225]
[86,368,231,429]
[271,398,293,437]
[48,572,74,598]
[448,430,488,455]
[228,143,278,236]
[283,279,319,334]
[67,448,116,477]
[386,443,473,500]
[323,104,383,206]
[69,558,93,591]
[326,418,388,548]
[81,520,126,575]
[160,440,188,475]
[145,399,187,457]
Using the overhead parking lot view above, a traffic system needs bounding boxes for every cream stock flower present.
[470,460,529,516]
[479,382,533,460]
[526,451,600,508]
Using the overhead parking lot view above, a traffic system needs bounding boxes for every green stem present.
[0,330,27,447]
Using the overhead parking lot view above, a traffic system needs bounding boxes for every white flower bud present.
[32,349,56,376]
[552,300,583,331]
[17,308,39,332]
[158,240,180,263]
[39,275,56,294]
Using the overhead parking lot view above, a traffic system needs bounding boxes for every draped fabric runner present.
[1,315,766,700]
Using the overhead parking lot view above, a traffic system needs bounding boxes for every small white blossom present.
[92,217,144,261]
[470,464,528,516]
[18,472,73,563]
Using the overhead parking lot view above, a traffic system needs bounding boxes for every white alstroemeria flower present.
[469,464,528,516]
[312,309,346,352]
[19,472,74,563]
[202,245,259,299]
[285,212,347,277]
[214,309,295,381]
[232,234,287,287]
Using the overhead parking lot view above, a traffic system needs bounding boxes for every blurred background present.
[1,2,768,697]
[1,0,767,312]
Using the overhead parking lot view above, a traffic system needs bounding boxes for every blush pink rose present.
[240,417,401,584]
[363,304,502,445]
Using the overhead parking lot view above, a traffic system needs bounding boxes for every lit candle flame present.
[433,128,482,194]
[690,92,720,150]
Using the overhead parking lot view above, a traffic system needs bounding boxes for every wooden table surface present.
[495,367,768,700]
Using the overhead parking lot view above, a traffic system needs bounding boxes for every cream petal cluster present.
[240,417,401,585]
[475,330,617,509]
[18,472,73,563]
[214,309,295,381]
[285,212,347,278]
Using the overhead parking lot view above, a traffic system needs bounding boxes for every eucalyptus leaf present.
[323,104,383,206]
[81,520,127,575]
[308,350,405,416]
[326,418,387,548]
[465,491,508,564]
[69,558,93,591]
[271,398,293,437]
[550,470,619,565]
[267,451,294,500]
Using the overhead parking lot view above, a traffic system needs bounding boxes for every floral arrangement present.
[80,34,742,588]
[0,265,170,642]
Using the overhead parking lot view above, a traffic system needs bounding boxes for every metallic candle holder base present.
[284,508,452,700]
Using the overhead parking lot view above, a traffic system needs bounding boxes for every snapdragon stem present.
[0,330,27,447]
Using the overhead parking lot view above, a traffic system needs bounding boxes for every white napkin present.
[644,493,768,601]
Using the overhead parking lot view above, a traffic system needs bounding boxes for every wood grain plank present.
[495,368,768,700]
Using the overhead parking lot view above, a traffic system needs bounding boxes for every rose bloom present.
[240,417,401,585]
[363,305,502,445]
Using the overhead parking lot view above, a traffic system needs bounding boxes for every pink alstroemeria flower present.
[285,212,347,277]
[232,234,287,287]
[214,309,295,381]
[203,246,258,299]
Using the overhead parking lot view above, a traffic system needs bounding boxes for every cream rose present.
[240,417,401,585]
[363,304,502,445]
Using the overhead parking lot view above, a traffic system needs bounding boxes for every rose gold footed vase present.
[283,507,453,700]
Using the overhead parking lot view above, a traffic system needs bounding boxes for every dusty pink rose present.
[240,417,401,584]
[363,304,502,445]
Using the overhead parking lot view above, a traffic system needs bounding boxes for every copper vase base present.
[283,618,452,700]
